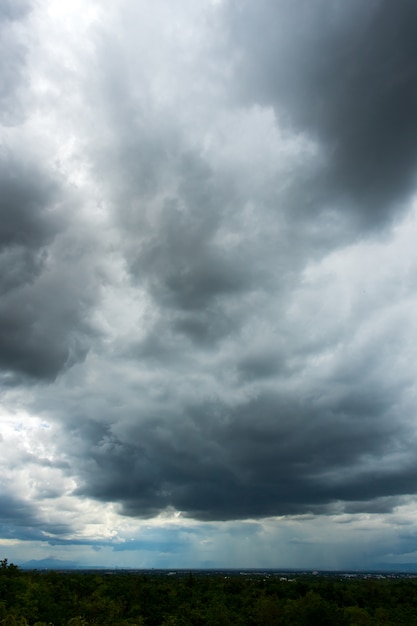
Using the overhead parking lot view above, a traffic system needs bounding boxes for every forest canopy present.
[2,559,417,625]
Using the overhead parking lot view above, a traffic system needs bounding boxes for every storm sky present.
[2,0,417,570]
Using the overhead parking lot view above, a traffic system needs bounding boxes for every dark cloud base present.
[72,385,413,521]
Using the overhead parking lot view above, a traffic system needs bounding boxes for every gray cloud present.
[0,264,95,381]
[0,490,73,542]
[69,375,413,521]
[225,0,417,227]
[0,0,32,125]
[2,0,417,570]
[134,157,248,310]
[0,152,100,381]
[0,0,31,22]
[52,0,417,525]
[0,151,59,288]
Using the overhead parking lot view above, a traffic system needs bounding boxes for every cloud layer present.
[1,0,417,568]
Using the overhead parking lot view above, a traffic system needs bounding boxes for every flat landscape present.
[3,559,417,625]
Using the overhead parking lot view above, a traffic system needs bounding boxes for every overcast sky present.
[2,0,417,570]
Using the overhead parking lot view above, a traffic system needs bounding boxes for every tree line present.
[2,558,417,624]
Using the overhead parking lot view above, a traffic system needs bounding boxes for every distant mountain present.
[19,557,80,570]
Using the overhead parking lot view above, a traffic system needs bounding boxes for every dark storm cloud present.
[0,149,59,250]
[0,152,99,381]
[106,142,261,344]
[89,0,417,374]
[53,0,417,526]
[0,491,74,542]
[0,274,93,381]
[72,375,413,521]
[121,152,256,313]
[4,0,417,554]
[136,157,246,309]
[0,492,38,529]
[237,350,286,381]
[225,0,417,227]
